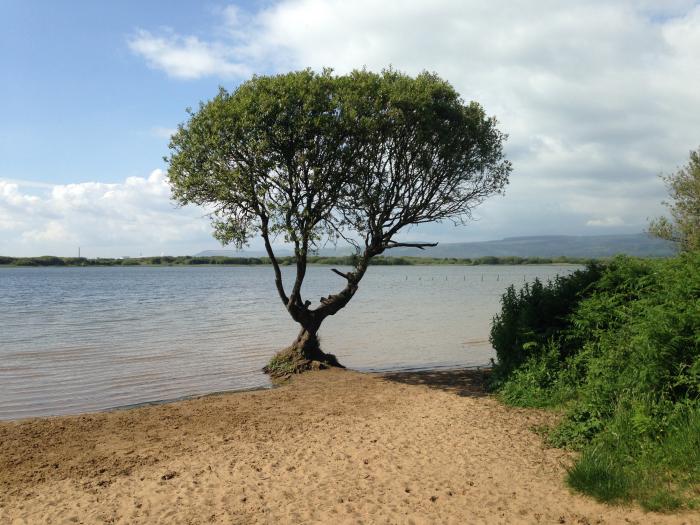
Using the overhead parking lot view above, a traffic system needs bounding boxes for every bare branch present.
[330,268,351,280]
[384,241,439,250]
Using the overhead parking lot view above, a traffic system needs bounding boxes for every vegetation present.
[490,254,700,511]
[166,68,511,375]
[649,146,700,252]
[0,254,593,267]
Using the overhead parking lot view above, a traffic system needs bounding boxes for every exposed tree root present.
[263,330,344,379]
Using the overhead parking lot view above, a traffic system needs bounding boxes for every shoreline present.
[1,368,695,524]
[1,363,493,424]
[0,261,587,268]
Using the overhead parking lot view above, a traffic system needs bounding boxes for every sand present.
[1,368,698,525]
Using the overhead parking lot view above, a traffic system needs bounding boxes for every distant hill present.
[197,234,676,260]
[388,234,676,258]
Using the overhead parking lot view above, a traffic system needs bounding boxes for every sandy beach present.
[1,368,697,525]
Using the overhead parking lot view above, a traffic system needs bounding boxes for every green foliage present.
[568,403,700,510]
[489,263,603,385]
[490,254,700,510]
[649,146,700,252]
[495,342,578,408]
[168,69,356,250]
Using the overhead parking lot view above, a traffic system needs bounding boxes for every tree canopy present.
[167,68,511,373]
[649,146,700,252]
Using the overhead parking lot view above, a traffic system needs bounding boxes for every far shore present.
[1,368,694,524]
[0,254,594,268]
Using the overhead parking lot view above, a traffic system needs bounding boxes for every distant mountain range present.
[196,234,676,259]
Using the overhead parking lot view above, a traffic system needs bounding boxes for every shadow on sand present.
[381,367,491,398]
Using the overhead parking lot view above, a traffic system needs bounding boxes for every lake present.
[0,264,579,419]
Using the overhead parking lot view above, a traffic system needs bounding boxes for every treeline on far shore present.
[0,254,596,267]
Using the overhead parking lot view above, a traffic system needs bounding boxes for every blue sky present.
[1,1,699,256]
[1,1,252,185]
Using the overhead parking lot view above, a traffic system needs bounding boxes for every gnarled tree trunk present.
[263,326,343,378]
[261,239,373,379]
[261,237,432,378]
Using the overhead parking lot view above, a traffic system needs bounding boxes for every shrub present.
[489,263,603,385]
[490,253,700,510]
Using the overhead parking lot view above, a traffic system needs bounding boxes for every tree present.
[649,147,700,252]
[167,69,511,376]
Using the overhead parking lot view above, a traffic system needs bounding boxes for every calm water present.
[0,264,578,420]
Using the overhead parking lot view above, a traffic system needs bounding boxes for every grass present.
[568,404,700,510]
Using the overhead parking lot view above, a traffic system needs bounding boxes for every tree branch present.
[330,268,351,280]
[260,221,289,306]
[384,241,439,250]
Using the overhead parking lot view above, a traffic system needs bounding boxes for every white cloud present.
[127,29,250,79]
[151,126,177,139]
[22,220,74,243]
[586,217,625,227]
[122,1,699,243]
[0,171,213,257]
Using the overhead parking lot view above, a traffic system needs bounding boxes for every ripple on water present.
[0,264,579,419]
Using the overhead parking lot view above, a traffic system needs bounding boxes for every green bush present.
[489,263,603,385]
[490,254,700,510]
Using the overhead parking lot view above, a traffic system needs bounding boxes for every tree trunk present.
[263,326,344,378]
[261,244,373,379]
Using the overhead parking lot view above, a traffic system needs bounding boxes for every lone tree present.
[167,69,511,376]
[648,146,700,252]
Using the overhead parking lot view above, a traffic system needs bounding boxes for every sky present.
[1,0,699,257]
